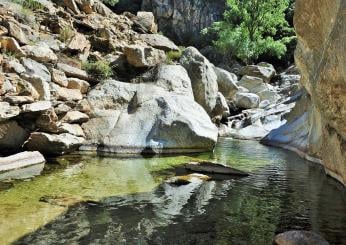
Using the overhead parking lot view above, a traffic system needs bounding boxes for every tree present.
[205,0,294,64]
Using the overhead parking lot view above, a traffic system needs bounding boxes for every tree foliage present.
[205,0,294,64]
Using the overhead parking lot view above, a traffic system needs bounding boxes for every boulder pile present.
[0,0,299,163]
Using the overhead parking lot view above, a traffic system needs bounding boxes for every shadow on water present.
[13,139,346,245]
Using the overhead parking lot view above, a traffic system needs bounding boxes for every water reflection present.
[14,139,346,245]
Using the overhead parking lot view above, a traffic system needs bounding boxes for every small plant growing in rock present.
[58,27,75,43]
[83,60,113,81]
[13,0,43,10]
[165,50,183,64]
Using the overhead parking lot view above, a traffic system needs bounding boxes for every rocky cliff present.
[0,0,220,156]
[0,0,299,162]
[141,0,226,46]
[262,0,346,185]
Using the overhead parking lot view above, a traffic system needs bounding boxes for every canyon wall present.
[141,0,226,46]
[262,0,346,185]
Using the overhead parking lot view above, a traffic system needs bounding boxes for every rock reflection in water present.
[12,139,346,245]
[15,179,230,244]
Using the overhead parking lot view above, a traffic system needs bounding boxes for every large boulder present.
[0,102,20,121]
[124,45,166,68]
[239,75,281,103]
[22,43,58,63]
[135,12,158,34]
[212,92,229,120]
[81,80,218,154]
[262,0,346,185]
[22,101,52,113]
[214,67,239,99]
[3,19,28,45]
[0,36,25,57]
[180,47,218,115]
[0,120,28,153]
[240,63,276,83]
[136,64,194,97]
[21,58,51,100]
[56,63,91,81]
[52,84,83,101]
[273,230,329,245]
[234,92,260,109]
[0,151,45,172]
[140,34,179,52]
[25,132,85,155]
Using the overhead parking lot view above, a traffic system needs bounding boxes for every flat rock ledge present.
[0,151,45,172]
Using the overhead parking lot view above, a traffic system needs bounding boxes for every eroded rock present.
[25,132,85,155]
[180,47,218,115]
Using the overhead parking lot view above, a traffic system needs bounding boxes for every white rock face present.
[238,75,281,103]
[81,80,218,154]
[140,34,179,52]
[124,45,166,68]
[25,132,85,155]
[234,92,260,109]
[0,102,20,121]
[22,43,58,63]
[139,64,194,97]
[214,67,239,99]
[240,64,276,83]
[180,47,219,116]
[0,151,45,172]
[22,101,52,113]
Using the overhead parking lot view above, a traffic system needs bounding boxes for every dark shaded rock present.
[184,161,249,176]
[273,230,329,245]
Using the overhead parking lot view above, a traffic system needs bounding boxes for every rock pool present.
[1,138,345,244]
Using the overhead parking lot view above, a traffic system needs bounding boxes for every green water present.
[1,138,345,244]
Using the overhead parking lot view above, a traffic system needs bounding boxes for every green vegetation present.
[58,26,75,43]
[83,59,113,80]
[13,0,43,10]
[204,0,294,64]
[165,49,183,64]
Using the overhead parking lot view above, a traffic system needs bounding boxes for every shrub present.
[83,60,113,81]
[58,27,75,43]
[204,0,294,64]
[13,0,43,10]
[165,49,183,64]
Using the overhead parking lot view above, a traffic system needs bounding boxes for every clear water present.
[1,138,345,245]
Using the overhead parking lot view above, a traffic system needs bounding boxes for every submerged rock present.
[39,195,83,207]
[274,230,329,245]
[184,161,249,176]
[166,173,211,186]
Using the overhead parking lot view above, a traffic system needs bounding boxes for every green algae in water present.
[0,139,346,244]
[0,154,220,244]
